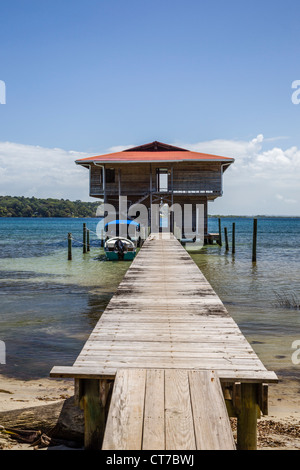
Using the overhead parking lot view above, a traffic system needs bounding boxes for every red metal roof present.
[75,141,234,165]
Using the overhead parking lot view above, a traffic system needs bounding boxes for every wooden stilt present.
[68,232,72,260]
[232,222,235,254]
[218,218,222,246]
[237,383,258,450]
[82,379,111,450]
[224,227,229,251]
[252,218,257,262]
[83,223,87,254]
[87,229,90,252]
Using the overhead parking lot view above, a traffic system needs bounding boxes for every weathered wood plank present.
[165,369,196,450]
[50,365,278,383]
[142,369,165,450]
[102,369,146,450]
[189,370,236,449]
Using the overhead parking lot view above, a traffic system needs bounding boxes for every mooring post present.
[68,232,72,261]
[252,218,257,262]
[218,218,222,246]
[224,227,229,251]
[83,223,87,254]
[232,222,235,254]
[100,229,104,247]
[237,383,259,450]
[87,229,90,252]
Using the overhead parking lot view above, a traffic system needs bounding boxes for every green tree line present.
[0,196,101,217]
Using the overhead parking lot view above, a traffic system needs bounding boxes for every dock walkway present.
[51,233,277,450]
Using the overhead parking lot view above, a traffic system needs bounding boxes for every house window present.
[156,168,169,192]
[106,169,115,183]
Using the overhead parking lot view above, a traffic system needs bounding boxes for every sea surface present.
[0,217,300,381]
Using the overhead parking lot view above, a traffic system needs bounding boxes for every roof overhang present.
[75,141,235,167]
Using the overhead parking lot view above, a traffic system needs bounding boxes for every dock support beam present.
[81,379,112,450]
[237,383,258,450]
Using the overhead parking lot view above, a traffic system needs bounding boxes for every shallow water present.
[190,218,300,380]
[0,217,300,380]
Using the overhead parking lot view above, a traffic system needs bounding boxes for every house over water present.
[75,141,234,241]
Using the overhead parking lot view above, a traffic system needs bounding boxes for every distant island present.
[0,196,298,218]
[0,196,101,218]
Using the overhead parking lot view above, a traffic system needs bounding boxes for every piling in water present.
[218,218,222,246]
[224,227,229,251]
[68,232,72,261]
[87,229,90,252]
[83,223,87,254]
[232,222,235,254]
[252,218,257,262]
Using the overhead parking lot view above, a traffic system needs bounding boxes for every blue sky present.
[0,0,300,214]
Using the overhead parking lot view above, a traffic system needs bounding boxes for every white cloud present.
[107,144,133,153]
[178,134,264,161]
[0,142,94,201]
[177,134,300,215]
[276,194,297,204]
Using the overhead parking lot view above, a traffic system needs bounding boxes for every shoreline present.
[0,372,299,450]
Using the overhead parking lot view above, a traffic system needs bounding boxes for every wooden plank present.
[78,340,254,351]
[78,350,259,360]
[87,332,250,342]
[102,369,146,450]
[165,369,196,450]
[189,370,236,449]
[50,365,278,383]
[74,358,265,370]
[142,369,165,450]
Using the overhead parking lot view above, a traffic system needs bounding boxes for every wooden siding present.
[90,162,222,197]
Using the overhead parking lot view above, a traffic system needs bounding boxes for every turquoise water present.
[0,217,300,380]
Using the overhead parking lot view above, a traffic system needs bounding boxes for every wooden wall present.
[90,162,222,197]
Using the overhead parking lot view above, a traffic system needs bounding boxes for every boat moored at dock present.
[104,236,136,261]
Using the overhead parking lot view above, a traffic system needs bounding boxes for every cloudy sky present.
[0,1,300,215]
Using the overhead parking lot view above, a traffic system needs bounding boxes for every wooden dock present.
[102,368,237,450]
[51,233,277,450]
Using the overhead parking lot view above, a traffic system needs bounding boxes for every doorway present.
[156,168,169,192]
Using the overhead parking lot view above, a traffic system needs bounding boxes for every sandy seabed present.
[0,372,299,451]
